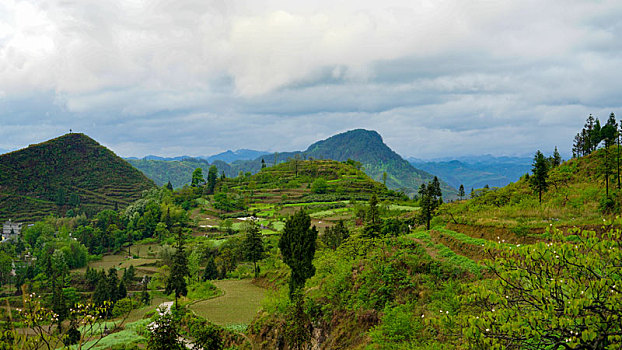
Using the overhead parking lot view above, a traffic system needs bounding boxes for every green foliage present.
[530,150,549,204]
[166,230,190,301]
[243,221,265,277]
[191,167,204,187]
[460,226,622,349]
[311,178,328,194]
[279,209,318,300]
[321,220,350,250]
[146,309,184,350]
[418,177,442,230]
[0,133,154,222]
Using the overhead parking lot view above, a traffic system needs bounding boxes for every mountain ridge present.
[0,133,155,222]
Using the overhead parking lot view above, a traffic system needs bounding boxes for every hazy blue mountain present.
[227,129,456,198]
[408,155,532,191]
[206,149,269,163]
[127,129,456,198]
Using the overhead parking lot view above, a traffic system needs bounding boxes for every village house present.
[2,219,22,242]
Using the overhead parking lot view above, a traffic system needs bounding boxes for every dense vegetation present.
[2,120,622,349]
[127,129,457,199]
[0,133,154,222]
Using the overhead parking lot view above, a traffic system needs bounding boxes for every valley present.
[0,129,620,349]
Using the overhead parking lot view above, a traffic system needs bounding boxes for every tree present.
[279,209,318,300]
[166,181,173,191]
[458,184,465,200]
[147,308,184,350]
[206,165,218,194]
[321,220,350,250]
[202,255,219,281]
[191,167,204,187]
[418,177,442,230]
[166,230,189,306]
[311,178,328,194]
[364,194,382,237]
[551,146,562,167]
[382,171,387,186]
[261,158,266,169]
[529,150,549,204]
[460,226,622,349]
[243,221,265,278]
[601,113,619,198]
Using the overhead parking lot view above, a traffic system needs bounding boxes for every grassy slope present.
[0,133,154,222]
[442,147,617,229]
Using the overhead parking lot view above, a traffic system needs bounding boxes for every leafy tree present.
[382,171,387,186]
[529,150,549,204]
[166,230,189,306]
[321,220,350,250]
[206,165,218,194]
[191,167,204,187]
[458,184,465,200]
[461,226,622,349]
[147,308,184,350]
[243,221,265,278]
[311,178,328,194]
[279,209,318,300]
[141,276,151,305]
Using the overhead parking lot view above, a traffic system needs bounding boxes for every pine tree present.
[321,220,350,250]
[418,179,442,230]
[261,158,266,169]
[458,184,465,200]
[363,194,381,237]
[530,150,549,204]
[207,165,218,194]
[279,209,318,300]
[202,255,219,281]
[552,147,562,167]
[166,181,173,191]
[166,230,189,306]
[243,222,265,278]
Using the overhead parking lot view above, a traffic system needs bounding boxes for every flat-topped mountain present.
[0,133,155,222]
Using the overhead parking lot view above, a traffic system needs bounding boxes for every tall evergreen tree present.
[261,158,266,169]
[202,255,219,281]
[418,178,443,230]
[458,184,465,200]
[243,221,265,278]
[166,230,189,306]
[530,150,549,204]
[166,181,173,191]
[363,194,382,237]
[551,147,562,167]
[206,165,218,194]
[279,209,318,300]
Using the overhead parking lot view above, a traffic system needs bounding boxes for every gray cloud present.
[1,0,621,160]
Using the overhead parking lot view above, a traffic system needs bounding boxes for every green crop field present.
[189,279,266,326]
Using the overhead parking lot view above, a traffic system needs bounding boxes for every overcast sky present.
[1,0,620,159]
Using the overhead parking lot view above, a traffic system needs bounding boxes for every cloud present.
[0,0,621,159]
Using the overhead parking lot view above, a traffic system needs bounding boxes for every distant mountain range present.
[408,156,532,191]
[0,133,154,222]
[128,129,457,198]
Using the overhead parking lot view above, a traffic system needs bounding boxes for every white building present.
[2,219,22,241]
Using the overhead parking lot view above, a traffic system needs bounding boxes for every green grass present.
[409,231,483,275]
[189,279,266,326]
[309,207,350,218]
[71,319,150,349]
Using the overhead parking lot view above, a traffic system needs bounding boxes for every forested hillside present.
[0,133,154,222]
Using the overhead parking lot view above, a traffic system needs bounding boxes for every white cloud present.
[1,0,621,158]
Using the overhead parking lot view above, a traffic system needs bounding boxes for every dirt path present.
[189,279,266,326]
